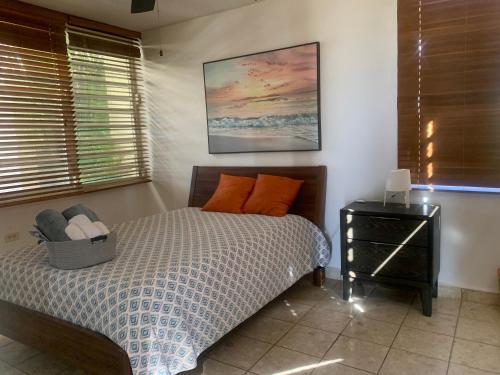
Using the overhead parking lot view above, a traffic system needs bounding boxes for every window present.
[67,26,148,188]
[0,3,149,206]
[398,0,500,191]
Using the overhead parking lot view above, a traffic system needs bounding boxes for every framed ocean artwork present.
[203,42,321,154]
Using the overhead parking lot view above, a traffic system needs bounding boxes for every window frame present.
[0,2,150,207]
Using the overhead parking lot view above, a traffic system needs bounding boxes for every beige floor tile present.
[296,276,316,287]
[324,278,343,291]
[448,363,499,375]
[342,316,399,346]
[276,297,319,308]
[0,359,25,375]
[451,338,500,373]
[277,325,337,358]
[0,342,39,366]
[180,358,246,375]
[16,353,71,375]
[279,289,316,307]
[354,280,377,297]
[413,297,461,316]
[324,335,388,373]
[342,280,376,300]
[250,346,319,375]
[299,307,352,333]
[392,326,453,361]
[460,302,500,324]
[379,348,448,375]
[360,298,410,324]
[403,309,457,336]
[437,285,462,300]
[208,334,272,370]
[462,290,500,307]
[456,317,500,347]
[314,296,362,316]
[311,361,372,375]
[260,299,312,322]
[369,287,415,305]
[57,369,89,375]
[0,336,12,348]
[283,284,338,306]
[294,276,339,290]
[235,316,293,344]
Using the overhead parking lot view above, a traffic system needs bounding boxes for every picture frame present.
[203,42,321,154]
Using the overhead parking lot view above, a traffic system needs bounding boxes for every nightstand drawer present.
[346,214,429,247]
[347,240,428,281]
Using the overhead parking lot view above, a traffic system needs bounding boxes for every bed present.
[0,166,330,375]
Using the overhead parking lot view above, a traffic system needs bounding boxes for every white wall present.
[0,183,164,252]
[413,190,500,292]
[143,0,500,292]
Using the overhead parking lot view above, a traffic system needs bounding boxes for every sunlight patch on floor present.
[273,358,344,375]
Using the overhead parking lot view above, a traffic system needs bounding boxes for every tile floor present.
[0,277,499,375]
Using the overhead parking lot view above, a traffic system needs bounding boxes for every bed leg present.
[313,266,325,287]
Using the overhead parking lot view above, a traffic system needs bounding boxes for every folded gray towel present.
[32,225,50,242]
[30,225,50,244]
[62,204,99,222]
[35,209,71,242]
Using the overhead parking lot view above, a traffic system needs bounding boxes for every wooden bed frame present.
[188,166,327,230]
[0,165,327,374]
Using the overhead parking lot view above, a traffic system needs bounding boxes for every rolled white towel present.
[65,223,87,240]
[69,214,101,239]
[68,214,91,226]
[94,221,110,235]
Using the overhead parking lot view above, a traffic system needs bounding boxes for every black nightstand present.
[340,201,441,316]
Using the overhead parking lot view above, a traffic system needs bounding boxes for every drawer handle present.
[370,216,401,221]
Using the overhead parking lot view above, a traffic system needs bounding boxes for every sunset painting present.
[203,43,320,153]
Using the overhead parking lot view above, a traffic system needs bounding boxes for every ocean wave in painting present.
[208,113,319,143]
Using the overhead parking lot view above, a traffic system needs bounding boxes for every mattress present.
[0,207,330,374]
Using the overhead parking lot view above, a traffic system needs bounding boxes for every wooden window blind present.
[398,0,500,190]
[0,6,80,205]
[0,2,149,207]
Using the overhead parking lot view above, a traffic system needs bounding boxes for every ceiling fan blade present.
[131,0,156,13]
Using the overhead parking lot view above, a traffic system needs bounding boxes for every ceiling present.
[21,0,261,32]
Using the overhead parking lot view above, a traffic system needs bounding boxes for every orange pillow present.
[243,174,304,217]
[202,174,256,214]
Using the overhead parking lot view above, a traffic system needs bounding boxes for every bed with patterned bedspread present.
[0,207,330,375]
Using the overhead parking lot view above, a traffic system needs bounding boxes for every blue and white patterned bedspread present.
[0,208,330,374]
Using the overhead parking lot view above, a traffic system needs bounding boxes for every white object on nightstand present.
[384,169,412,208]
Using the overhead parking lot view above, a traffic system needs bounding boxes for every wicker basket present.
[46,232,116,270]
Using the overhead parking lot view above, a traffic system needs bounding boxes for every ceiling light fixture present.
[131,0,156,14]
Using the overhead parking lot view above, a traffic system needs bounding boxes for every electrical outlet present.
[4,232,20,243]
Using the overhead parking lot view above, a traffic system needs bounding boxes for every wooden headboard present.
[188,166,327,230]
